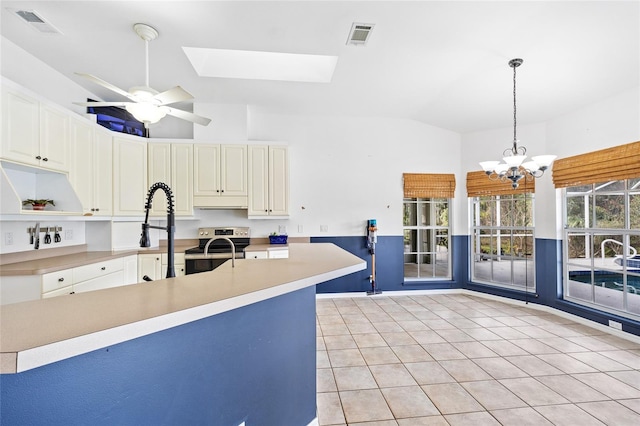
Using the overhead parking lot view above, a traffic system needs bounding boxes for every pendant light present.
[479,58,556,189]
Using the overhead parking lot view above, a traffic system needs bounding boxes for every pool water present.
[570,271,640,293]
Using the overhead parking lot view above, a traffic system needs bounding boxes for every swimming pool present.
[614,255,640,269]
[570,270,640,293]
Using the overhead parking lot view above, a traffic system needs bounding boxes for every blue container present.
[269,235,288,245]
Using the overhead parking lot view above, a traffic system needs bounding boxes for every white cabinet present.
[148,143,193,216]
[69,118,112,216]
[193,144,248,208]
[138,253,161,281]
[37,256,135,300]
[246,251,268,259]
[248,145,289,217]
[1,87,69,172]
[113,137,147,216]
[161,252,186,277]
[123,255,139,285]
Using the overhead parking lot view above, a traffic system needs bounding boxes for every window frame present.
[562,178,640,320]
[403,197,452,281]
[470,193,536,292]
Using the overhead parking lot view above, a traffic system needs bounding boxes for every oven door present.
[185,257,231,275]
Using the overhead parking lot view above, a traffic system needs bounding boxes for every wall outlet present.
[65,229,73,240]
[298,225,303,233]
[278,225,287,234]
[4,232,13,245]
[608,320,622,330]
[320,225,328,232]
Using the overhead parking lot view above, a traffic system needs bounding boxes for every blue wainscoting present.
[312,236,463,293]
[0,286,317,426]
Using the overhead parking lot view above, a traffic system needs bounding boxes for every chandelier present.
[479,58,556,189]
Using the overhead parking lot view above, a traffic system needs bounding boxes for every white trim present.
[306,417,319,426]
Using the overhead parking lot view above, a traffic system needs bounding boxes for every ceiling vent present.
[11,9,62,34]
[346,22,375,46]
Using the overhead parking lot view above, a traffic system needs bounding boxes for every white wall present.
[460,86,640,240]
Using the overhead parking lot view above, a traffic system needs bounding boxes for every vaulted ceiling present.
[1,1,638,133]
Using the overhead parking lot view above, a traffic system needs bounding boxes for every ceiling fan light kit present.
[479,58,556,189]
[73,23,211,128]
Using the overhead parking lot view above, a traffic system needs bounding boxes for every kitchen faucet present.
[139,182,176,278]
[203,237,236,268]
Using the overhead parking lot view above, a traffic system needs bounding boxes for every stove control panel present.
[198,227,250,237]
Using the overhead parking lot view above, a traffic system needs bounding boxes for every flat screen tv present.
[84,99,149,138]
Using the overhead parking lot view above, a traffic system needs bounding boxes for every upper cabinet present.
[1,87,69,172]
[248,145,289,217]
[193,144,248,208]
[68,118,113,216]
[113,137,147,216]
[148,142,193,216]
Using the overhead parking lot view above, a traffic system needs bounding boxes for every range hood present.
[0,161,83,215]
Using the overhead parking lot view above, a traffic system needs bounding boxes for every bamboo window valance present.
[403,173,456,198]
[466,170,535,197]
[552,141,640,188]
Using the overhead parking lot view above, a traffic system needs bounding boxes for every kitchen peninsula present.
[0,243,365,426]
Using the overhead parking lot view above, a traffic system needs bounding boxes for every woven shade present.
[403,173,456,198]
[552,141,640,188]
[466,170,535,197]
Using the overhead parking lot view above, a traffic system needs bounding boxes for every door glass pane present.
[594,195,625,228]
[566,196,586,228]
[403,201,417,226]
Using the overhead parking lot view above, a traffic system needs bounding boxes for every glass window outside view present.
[564,179,640,319]
[403,198,450,280]
[471,194,535,291]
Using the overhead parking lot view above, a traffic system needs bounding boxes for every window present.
[471,194,535,290]
[402,173,455,281]
[403,198,451,279]
[563,178,640,319]
[554,141,640,320]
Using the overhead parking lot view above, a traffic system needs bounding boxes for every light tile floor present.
[316,293,640,426]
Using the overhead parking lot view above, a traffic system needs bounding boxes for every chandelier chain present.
[513,62,517,148]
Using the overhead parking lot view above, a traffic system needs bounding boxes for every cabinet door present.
[1,88,39,166]
[113,137,147,216]
[193,144,220,196]
[39,104,69,172]
[123,255,139,285]
[171,144,193,216]
[221,145,247,196]
[93,129,113,216]
[248,145,269,216]
[148,143,171,215]
[68,118,94,215]
[138,254,161,282]
[269,146,289,216]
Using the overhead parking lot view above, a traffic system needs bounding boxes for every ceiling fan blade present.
[73,101,130,107]
[75,73,135,101]
[166,107,211,126]
[153,86,194,105]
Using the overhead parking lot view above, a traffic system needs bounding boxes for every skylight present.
[182,47,338,83]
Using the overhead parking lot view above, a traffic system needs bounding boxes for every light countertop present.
[0,243,365,374]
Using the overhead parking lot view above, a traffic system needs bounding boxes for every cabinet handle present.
[91,208,95,212]
[35,155,42,160]
[221,189,225,193]
[58,277,64,282]
[95,208,99,211]
[101,267,106,270]
[42,157,48,162]
[216,190,220,193]
[265,210,268,212]
[70,291,75,295]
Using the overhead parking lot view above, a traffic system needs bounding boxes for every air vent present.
[346,22,375,46]
[11,9,62,34]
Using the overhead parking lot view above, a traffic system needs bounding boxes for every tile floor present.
[315,293,640,425]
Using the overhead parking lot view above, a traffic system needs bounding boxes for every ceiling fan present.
[74,23,211,128]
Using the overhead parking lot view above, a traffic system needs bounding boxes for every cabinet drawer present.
[73,258,124,283]
[42,269,74,293]
[42,285,73,299]
[246,251,268,259]
[73,271,124,293]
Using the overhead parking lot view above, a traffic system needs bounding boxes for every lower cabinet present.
[138,253,185,281]
[41,255,139,299]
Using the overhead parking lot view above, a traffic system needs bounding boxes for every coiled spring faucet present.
[140,182,176,278]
